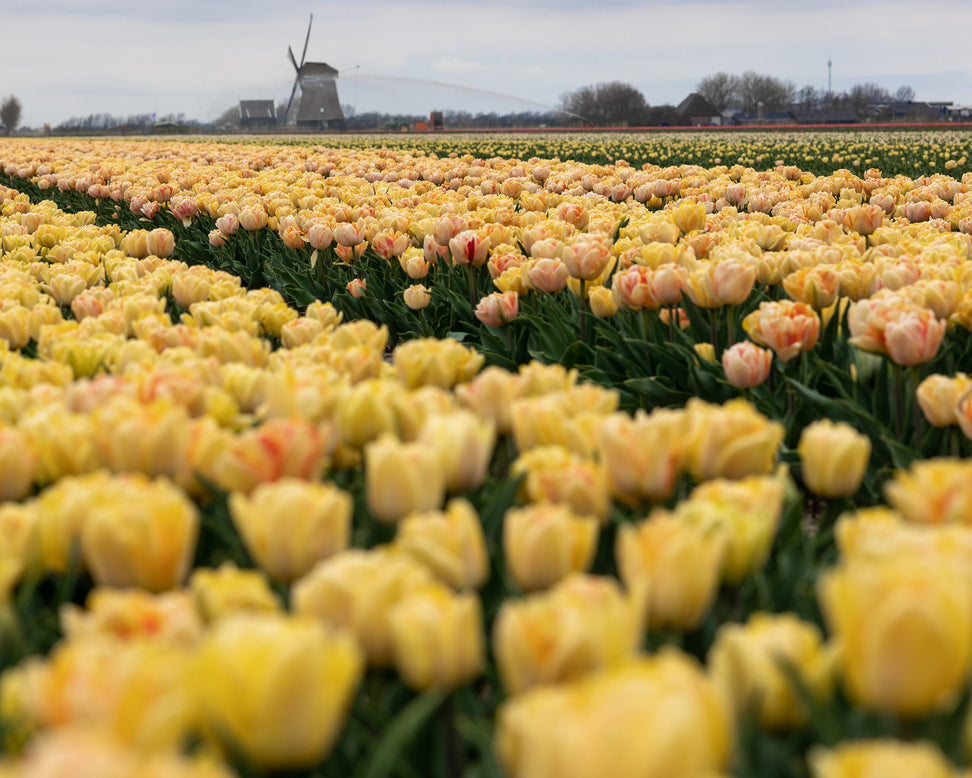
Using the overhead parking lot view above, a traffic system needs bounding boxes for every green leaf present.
[355,691,448,778]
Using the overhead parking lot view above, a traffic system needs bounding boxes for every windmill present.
[284,14,345,129]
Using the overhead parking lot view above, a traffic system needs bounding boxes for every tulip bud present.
[512,445,611,523]
[365,434,446,524]
[722,341,773,389]
[685,398,785,481]
[743,300,821,362]
[403,284,431,310]
[503,503,598,592]
[797,419,871,498]
[587,285,618,318]
[596,409,686,505]
[474,291,518,326]
[616,512,728,631]
[389,583,484,691]
[418,410,495,494]
[395,498,489,590]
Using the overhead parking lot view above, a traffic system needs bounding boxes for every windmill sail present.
[284,14,345,129]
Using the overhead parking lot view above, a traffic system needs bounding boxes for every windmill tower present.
[285,15,346,130]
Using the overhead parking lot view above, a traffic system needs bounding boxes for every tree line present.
[557,73,919,127]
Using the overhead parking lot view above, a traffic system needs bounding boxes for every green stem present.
[442,693,461,778]
[911,367,924,453]
[465,265,478,309]
[709,308,721,361]
[641,308,652,343]
[579,278,588,346]
[892,361,904,442]
[726,304,736,350]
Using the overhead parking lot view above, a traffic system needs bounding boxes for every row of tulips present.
[3,135,972,776]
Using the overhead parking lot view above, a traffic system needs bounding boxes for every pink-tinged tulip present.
[280,226,305,251]
[611,265,658,311]
[722,342,773,389]
[710,258,758,306]
[651,263,686,306]
[238,206,268,232]
[371,231,411,260]
[904,200,932,222]
[347,279,366,299]
[423,234,450,265]
[333,222,366,247]
[842,204,884,235]
[215,213,239,236]
[449,230,490,268]
[434,215,469,246]
[145,228,175,258]
[561,238,612,281]
[848,297,945,365]
[743,300,821,362]
[208,229,226,247]
[307,222,333,250]
[884,308,946,367]
[526,259,569,294]
[475,292,518,327]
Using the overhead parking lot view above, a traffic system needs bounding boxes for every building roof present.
[789,108,859,124]
[239,100,276,121]
[677,92,717,119]
[300,62,339,78]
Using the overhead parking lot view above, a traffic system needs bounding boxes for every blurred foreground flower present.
[495,650,733,778]
[194,613,363,770]
[797,419,871,498]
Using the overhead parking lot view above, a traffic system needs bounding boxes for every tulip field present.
[3,129,972,776]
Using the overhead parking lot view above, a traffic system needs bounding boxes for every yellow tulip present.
[395,498,489,590]
[495,650,733,778]
[809,739,961,778]
[229,478,352,584]
[292,547,434,667]
[493,574,642,695]
[194,613,363,770]
[797,419,871,498]
[708,612,835,730]
[389,583,484,691]
[818,557,972,716]
[616,512,727,631]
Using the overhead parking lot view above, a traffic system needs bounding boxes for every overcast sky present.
[6,0,972,128]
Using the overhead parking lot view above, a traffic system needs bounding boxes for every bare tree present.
[736,72,796,113]
[842,82,890,114]
[796,85,821,110]
[895,85,916,103]
[696,72,740,113]
[559,81,649,126]
[0,96,21,134]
